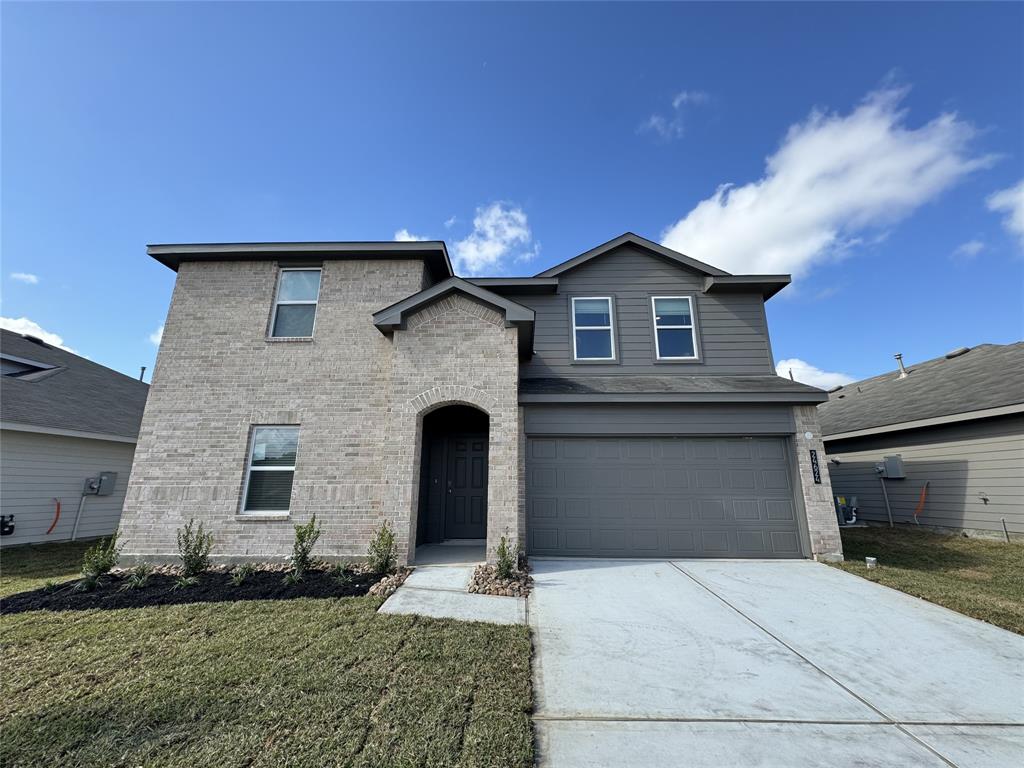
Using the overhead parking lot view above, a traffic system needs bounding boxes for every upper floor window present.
[572,297,615,360]
[271,268,321,338]
[242,426,299,514]
[652,296,697,360]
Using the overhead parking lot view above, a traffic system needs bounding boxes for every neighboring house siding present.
[524,404,795,436]
[825,414,1024,535]
[119,258,430,561]
[0,429,136,546]
[512,245,775,378]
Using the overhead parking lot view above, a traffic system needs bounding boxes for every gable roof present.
[149,241,454,283]
[818,342,1024,440]
[535,232,731,278]
[372,277,536,359]
[0,329,149,442]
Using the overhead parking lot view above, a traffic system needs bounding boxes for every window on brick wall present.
[270,268,321,337]
[241,426,299,513]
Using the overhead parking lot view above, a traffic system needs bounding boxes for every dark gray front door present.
[445,434,488,539]
[527,436,804,558]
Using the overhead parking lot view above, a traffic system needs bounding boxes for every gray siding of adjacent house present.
[524,404,796,436]
[824,414,1024,535]
[0,429,136,546]
[509,245,776,378]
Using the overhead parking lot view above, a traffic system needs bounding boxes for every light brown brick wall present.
[792,404,844,561]
[119,258,431,562]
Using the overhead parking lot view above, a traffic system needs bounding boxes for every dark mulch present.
[0,567,380,615]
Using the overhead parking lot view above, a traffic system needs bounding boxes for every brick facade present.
[792,404,844,561]
[119,262,520,565]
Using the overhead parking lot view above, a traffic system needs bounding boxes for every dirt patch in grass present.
[833,526,1024,634]
[1,567,381,615]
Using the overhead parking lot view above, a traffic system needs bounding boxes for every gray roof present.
[148,241,454,282]
[520,375,827,404]
[1,329,149,440]
[535,232,731,278]
[818,342,1024,438]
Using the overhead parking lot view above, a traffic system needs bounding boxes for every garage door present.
[526,436,804,558]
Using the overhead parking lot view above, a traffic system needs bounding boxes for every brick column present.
[793,404,844,561]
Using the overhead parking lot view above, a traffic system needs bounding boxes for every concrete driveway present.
[530,559,1024,767]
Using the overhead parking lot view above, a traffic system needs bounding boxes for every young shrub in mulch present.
[283,515,321,584]
[468,535,533,597]
[366,521,397,575]
[177,518,214,579]
[74,534,122,592]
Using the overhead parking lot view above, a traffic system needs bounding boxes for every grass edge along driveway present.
[0,542,534,768]
[831,526,1024,634]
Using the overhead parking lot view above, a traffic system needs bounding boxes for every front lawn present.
[833,526,1024,634]
[0,543,534,767]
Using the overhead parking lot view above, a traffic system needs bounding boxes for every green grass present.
[0,543,534,767]
[832,526,1024,634]
[0,540,94,596]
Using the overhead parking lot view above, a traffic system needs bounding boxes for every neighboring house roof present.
[148,241,454,283]
[0,329,149,442]
[372,277,536,359]
[818,342,1024,441]
[519,375,827,404]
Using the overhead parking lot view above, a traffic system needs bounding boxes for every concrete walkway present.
[378,565,526,625]
[530,559,1024,767]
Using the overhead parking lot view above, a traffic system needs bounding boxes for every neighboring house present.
[819,343,1024,538]
[0,329,149,546]
[119,233,842,564]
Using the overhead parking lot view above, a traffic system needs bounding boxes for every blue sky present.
[3,1,1022,387]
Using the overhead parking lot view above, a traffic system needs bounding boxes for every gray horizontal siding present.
[524,404,795,436]
[824,415,1024,534]
[0,429,136,546]
[511,245,775,378]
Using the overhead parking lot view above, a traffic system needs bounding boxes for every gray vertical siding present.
[509,245,775,378]
[824,415,1024,535]
[0,429,136,546]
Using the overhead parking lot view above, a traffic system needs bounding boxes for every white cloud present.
[452,202,536,275]
[987,179,1024,249]
[10,272,39,284]
[148,324,164,346]
[661,86,996,277]
[776,358,854,389]
[0,316,77,353]
[639,89,709,141]
[444,216,457,229]
[393,228,429,242]
[951,239,985,260]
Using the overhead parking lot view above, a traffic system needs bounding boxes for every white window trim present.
[651,295,698,360]
[240,425,299,515]
[270,268,321,338]
[571,296,616,361]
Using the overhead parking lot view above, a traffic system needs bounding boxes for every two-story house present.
[119,233,842,564]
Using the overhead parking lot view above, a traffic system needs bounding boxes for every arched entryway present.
[415,404,489,551]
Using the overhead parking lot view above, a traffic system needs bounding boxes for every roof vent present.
[945,346,971,359]
[894,353,910,379]
[827,385,844,393]
[21,334,49,347]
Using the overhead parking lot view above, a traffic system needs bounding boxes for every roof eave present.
[704,274,792,299]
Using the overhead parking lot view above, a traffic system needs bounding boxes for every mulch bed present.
[0,566,384,615]
[468,563,533,597]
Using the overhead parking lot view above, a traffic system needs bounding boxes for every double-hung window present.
[652,296,697,360]
[271,268,321,338]
[242,426,300,514]
[572,297,615,361]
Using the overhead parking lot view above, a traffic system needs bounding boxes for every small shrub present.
[495,535,517,580]
[43,580,58,593]
[230,563,255,586]
[119,563,153,591]
[177,519,213,578]
[172,575,198,591]
[82,534,121,579]
[367,522,396,574]
[282,570,303,586]
[73,573,101,592]
[289,515,322,579]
